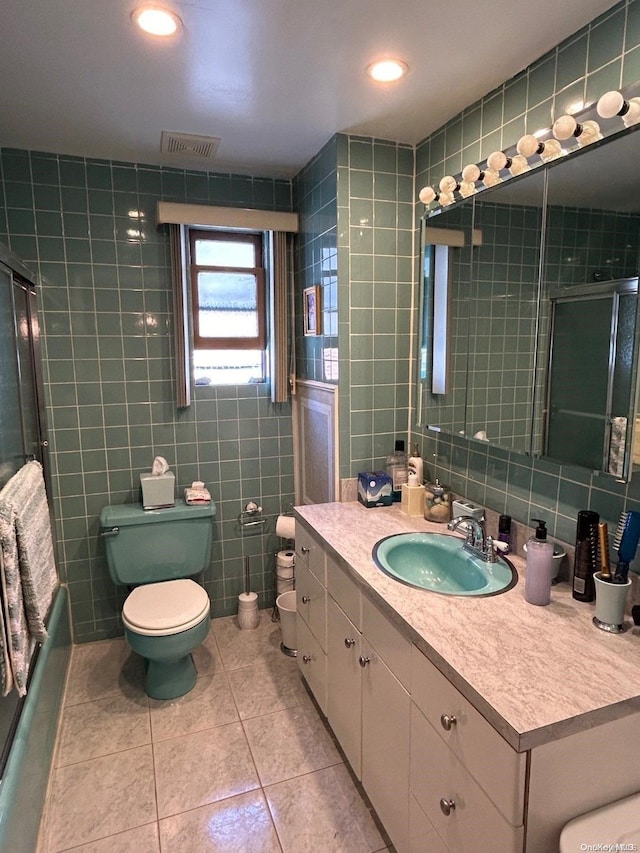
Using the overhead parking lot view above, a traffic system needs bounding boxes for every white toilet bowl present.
[122,578,210,699]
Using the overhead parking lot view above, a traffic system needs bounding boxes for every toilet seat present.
[122,579,210,636]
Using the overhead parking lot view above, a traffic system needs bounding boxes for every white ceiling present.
[0,0,621,179]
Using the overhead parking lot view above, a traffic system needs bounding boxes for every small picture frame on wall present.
[303,285,321,336]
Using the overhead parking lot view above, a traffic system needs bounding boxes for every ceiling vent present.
[160,131,221,161]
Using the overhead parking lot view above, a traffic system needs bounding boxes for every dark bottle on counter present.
[572,510,599,602]
[498,514,512,554]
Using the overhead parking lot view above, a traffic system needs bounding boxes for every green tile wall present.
[413,0,640,545]
[0,149,294,642]
[337,135,415,479]
[293,134,415,482]
[292,136,339,384]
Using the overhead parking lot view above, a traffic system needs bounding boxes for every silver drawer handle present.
[440,714,457,731]
[344,638,356,648]
[301,595,311,604]
[302,655,312,664]
[440,798,456,817]
[358,655,370,667]
[301,546,310,554]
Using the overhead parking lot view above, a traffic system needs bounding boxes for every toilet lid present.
[122,579,210,635]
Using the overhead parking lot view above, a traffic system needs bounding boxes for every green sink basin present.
[372,532,517,597]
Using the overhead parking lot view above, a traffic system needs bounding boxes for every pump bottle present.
[386,440,408,502]
[524,519,554,606]
[407,443,424,486]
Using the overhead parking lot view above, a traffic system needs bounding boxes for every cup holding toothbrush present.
[593,571,631,633]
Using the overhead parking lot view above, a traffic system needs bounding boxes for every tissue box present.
[358,471,393,508]
[140,472,176,510]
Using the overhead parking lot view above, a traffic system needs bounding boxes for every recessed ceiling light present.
[132,6,181,37]
[367,59,408,83]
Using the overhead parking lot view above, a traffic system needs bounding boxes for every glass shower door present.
[544,282,638,475]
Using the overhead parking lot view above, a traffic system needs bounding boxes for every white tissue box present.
[140,472,175,510]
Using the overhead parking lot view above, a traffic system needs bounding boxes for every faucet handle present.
[485,535,497,563]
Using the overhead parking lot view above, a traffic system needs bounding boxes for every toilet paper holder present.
[238,500,268,529]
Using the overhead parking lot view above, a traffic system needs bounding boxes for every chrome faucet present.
[447,515,497,563]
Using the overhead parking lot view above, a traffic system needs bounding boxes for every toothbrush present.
[612,510,640,583]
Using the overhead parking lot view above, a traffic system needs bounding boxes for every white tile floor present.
[39,611,392,852]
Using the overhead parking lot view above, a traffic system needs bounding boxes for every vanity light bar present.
[418,82,640,210]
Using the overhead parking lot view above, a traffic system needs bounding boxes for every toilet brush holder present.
[238,591,259,630]
[238,555,259,629]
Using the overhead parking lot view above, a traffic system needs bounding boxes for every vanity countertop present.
[295,501,640,752]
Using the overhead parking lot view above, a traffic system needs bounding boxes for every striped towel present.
[0,461,59,696]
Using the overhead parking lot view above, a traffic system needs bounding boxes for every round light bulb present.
[578,119,601,146]
[482,169,501,187]
[597,90,626,119]
[440,192,455,207]
[459,181,476,198]
[439,175,459,194]
[418,186,437,205]
[462,164,482,183]
[623,98,640,126]
[540,138,563,161]
[509,155,530,176]
[132,6,181,36]
[516,134,543,158]
[553,115,579,141]
[486,151,510,171]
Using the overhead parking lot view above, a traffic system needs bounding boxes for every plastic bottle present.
[407,443,424,486]
[386,440,408,502]
[572,510,599,602]
[524,519,554,606]
[498,514,512,554]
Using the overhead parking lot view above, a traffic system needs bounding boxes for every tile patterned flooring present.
[39,611,391,852]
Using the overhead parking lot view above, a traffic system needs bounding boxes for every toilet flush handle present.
[100,527,120,537]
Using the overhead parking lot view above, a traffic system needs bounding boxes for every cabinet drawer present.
[362,595,412,690]
[295,521,326,585]
[410,645,525,826]
[327,553,361,629]
[297,561,327,652]
[297,616,327,714]
[410,704,523,853]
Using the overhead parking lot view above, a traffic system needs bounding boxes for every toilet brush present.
[238,556,259,629]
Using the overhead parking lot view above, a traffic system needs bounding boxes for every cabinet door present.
[327,597,362,778]
[411,645,525,826]
[297,616,327,714]
[296,560,327,652]
[361,637,411,853]
[410,704,523,853]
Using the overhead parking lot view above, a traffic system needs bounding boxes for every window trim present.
[189,229,267,351]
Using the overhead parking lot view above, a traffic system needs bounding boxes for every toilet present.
[100,499,215,700]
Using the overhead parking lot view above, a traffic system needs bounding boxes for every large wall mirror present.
[417,124,640,481]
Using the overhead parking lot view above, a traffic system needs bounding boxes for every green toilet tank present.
[100,499,215,585]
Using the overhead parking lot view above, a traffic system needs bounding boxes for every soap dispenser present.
[524,519,554,606]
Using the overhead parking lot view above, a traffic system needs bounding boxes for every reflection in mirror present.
[466,171,545,452]
[417,126,640,480]
[417,201,475,439]
[418,169,545,454]
[536,131,640,479]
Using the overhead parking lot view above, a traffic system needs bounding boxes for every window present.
[189,229,266,386]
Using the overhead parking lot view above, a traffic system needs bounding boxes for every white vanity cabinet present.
[295,503,640,853]
[295,522,328,714]
[326,553,411,853]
